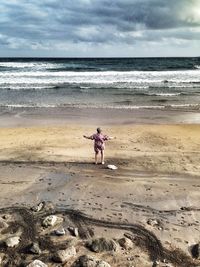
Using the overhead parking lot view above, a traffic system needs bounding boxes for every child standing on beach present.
[83,127,113,165]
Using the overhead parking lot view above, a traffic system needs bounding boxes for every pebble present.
[54,227,66,236]
[26,259,48,267]
[147,219,160,227]
[191,242,200,259]
[5,236,20,248]
[74,227,79,237]
[0,218,8,229]
[53,246,76,263]
[42,215,63,227]
[118,237,133,250]
[152,260,160,267]
[29,242,41,255]
[74,255,111,267]
[68,227,79,237]
[89,237,119,253]
[31,202,45,212]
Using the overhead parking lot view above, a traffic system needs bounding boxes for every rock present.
[68,227,79,237]
[191,243,200,259]
[0,253,5,264]
[147,219,160,227]
[2,214,10,220]
[74,227,79,237]
[152,261,159,267]
[26,259,48,267]
[89,237,119,253]
[42,215,63,227]
[43,201,54,211]
[74,255,111,267]
[53,246,76,263]
[29,242,41,254]
[31,202,45,212]
[118,237,133,250]
[0,217,9,229]
[54,227,66,236]
[5,236,20,247]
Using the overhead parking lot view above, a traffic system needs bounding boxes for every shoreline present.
[0,106,200,128]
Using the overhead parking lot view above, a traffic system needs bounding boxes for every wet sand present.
[0,107,200,266]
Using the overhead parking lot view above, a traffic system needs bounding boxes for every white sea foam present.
[0,70,200,87]
[0,62,59,69]
[0,85,56,90]
[1,102,200,111]
[148,93,181,97]
[0,104,58,108]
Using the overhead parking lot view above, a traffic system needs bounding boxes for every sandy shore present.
[0,108,200,266]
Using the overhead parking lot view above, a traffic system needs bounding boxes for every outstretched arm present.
[83,135,93,140]
[104,136,116,140]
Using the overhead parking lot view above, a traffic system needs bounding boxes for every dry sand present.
[0,108,200,266]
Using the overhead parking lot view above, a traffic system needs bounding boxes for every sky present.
[0,0,200,57]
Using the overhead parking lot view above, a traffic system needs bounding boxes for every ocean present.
[0,57,200,110]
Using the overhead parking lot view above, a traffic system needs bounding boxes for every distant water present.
[0,57,200,110]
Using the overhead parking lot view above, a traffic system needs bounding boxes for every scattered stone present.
[43,201,54,211]
[53,246,76,263]
[180,206,190,211]
[2,214,10,220]
[5,236,20,247]
[152,260,160,267]
[54,227,66,236]
[42,215,63,227]
[147,219,160,227]
[88,237,119,253]
[31,202,45,212]
[26,259,48,267]
[68,227,79,237]
[118,237,133,250]
[191,243,200,259]
[74,227,79,237]
[74,255,111,267]
[0,217,9,229]
[29,242,41,255]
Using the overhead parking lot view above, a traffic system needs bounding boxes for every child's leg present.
[101,150,105,164]
[95,152,99,164]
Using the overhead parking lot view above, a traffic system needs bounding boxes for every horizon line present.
[0,56,199,59]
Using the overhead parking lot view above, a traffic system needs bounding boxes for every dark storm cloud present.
[0,0,199,52]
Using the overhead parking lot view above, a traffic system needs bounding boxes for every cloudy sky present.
[0,0,200,57]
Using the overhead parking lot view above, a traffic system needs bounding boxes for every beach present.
[1,0,200,263]
[0,106,200,266]
[0,58,200,266]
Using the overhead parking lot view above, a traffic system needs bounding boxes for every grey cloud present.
[0,0,200,54]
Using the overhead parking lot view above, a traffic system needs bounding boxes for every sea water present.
[0,57,200,110]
